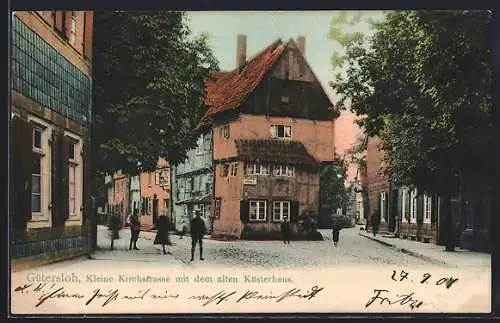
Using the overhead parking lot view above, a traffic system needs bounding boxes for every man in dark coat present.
[281,216,291,244]
[154,215,172,255]
[129,212,141,250]
[109,213,120,251]
[332,220,342,247]
[190,210,207,261]
[371,209,381,237]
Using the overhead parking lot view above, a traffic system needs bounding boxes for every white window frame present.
[230,162,238,177]
[401,188,408,220]
[196,135,204,155]
[423,194,432,224]
[28,116,51,223]
[65,131,83,223]
[410,188,417,224]
[274,165,295,177]
[271,124,292,139]
[273,201,290,222]
[380,192,386,223]
[246,163,269,176]
[249,200,267,222]
[221,125,230,138]
[195,204,205,217]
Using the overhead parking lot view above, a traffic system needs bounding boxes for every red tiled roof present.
[200,39,286,124]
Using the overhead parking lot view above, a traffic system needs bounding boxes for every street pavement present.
[13,225,490,272]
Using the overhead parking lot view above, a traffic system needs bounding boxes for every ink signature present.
[365,289,424,310]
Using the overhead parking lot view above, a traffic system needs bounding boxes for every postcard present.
[9,10,493,315]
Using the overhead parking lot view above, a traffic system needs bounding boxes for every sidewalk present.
[359,230,490,268]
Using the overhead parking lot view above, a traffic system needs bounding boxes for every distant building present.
[199,35,337,240]
[171,131,213,233]
[10,11,93,266]
[139,158,171,228]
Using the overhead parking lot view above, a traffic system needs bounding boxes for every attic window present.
[271,125,292,139]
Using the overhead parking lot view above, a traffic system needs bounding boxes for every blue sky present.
[185,11,385,101]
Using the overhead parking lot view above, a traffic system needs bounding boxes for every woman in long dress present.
[154,215,172,255]
[109,213,120,250]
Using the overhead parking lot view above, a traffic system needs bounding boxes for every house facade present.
[139,158,171,228]
[203,36,336,239]
[107,171,130,226]
[10,11,93,267]
[172,131,214,233]
[364,136,490,251]
[129,175,141,218]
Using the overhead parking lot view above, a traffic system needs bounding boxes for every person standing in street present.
[109,213,120,251]
[281,216,291,244]
[371,208,381,237]
[129,212,141,250]
[190,210,207,261]
[154,215,172,255]
[332,220,342,247]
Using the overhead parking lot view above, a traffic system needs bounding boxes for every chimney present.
[236,34,247,72]
[296,36,305,56]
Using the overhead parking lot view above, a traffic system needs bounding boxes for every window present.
[32,153,42,213]
[273,201,290,221]
[205,182,211,194]
[380,192,386,222]
[164,199,169,210]
[196,135,204,154]
[249,200,267,221]
[410,189,417,223]
[204,134,211,151]
[215,198,221,218]
[271,125,292,138]
[195,204,205,217]
[31,123,49,216]
[185,177,194,192]
[220,164,229,177]
[155,172,160,185]
[401,189,408,220]
[148,173,152,186]
[274,165,295,177]
[424,195,432,224]
[245,163,270,176]
[230,163,238,177]
[221,125,230,138]
[67,139,79,217]
[69,13,77,46]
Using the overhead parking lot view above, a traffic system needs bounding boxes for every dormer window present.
[271,125,292,139]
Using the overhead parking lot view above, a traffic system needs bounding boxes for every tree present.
[92,11,219,179]
[330,11,492,251]
[320,155,348,212]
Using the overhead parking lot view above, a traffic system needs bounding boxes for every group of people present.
[107,210,207,262]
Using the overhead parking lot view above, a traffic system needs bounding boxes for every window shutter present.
[431,194,438,227]
[11,117,31,230]
[377,192,381,213]
[240,200,249,223]
[416,194,424,225]
[59,136,71,224]
[290,200,299,222]
[51,131,62,226]
[396,189,402,220]
[21,119,33,223]
[405,190,411,222]
[384,190,390,222]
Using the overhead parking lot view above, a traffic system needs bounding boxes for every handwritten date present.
[390,270,459,289]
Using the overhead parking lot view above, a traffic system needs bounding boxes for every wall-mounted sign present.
[243,177,257,185]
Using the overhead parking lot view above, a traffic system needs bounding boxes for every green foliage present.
[320,156,348,208]
[330,10,492,197]
[92,11,219,177]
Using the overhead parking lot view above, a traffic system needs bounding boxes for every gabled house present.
[172,131,214,233]
[200,35,337,240]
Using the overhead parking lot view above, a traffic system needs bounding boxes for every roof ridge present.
[228,38,283,74]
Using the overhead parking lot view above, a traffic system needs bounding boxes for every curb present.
[358,232,449,266]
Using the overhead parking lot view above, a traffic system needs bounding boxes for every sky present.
[185,11,385,182]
